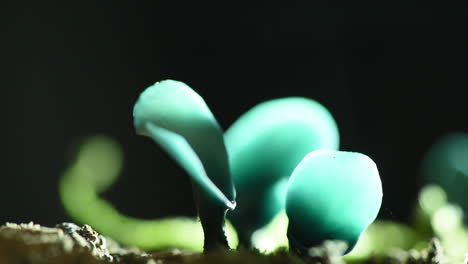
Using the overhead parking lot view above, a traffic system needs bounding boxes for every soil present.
[0,222,449,264]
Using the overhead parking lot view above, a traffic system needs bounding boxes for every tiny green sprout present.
[225,97,339,244]
[133,80,236,250]
[286,150,382,256]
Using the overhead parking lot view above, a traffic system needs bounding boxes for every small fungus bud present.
[286,150,382,255]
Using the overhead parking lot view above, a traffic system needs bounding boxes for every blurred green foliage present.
[59,131,468,262]
[59,136,238,251]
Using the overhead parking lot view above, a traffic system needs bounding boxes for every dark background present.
[2,1,467,226]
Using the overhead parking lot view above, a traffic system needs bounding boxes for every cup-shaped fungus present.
[225,98,339,244]
[286,150,382,256]
[133,80,236,250]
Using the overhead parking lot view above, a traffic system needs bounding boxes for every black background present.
[2,1,468,227]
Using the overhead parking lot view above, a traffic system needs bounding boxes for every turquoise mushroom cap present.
[225,97,339,243]
[133,80,235,208]
[286,150,382,255]
[133,80,236,249]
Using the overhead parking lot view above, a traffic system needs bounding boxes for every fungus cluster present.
[132,79,383,255]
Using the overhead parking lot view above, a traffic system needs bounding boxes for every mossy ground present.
[0,222,448,264]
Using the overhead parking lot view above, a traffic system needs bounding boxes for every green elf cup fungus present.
[225,97,339,244]
[133,80,236,250]
[286,150,382,256]
[421,132,468,221]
